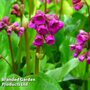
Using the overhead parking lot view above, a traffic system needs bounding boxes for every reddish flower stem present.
[84,0,90,90]
[18,0,24,74]
[8,35,16,73]
[35,47,40,74]
[29,0,32,19]
[60,0,64,19]
[34,0,47,75]
[45,0,47,13]
[24,30,30,75]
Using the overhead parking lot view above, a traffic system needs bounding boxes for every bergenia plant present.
[0,0,90,90]
[28,11,64,47]
[0,16,24,36]
[70,30,90,64]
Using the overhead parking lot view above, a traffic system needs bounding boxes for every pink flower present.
[28,19,36,29]
[78,54,85,62]
[70,30,90,64]
[76,33,88,44]
[33,11,45,25]
[13,4,19,11]
[72,0,81,4]
[18,27,24,37]
[33,35,44,47]
[75,44,82,52]
[45,35,55,45]
[7,27,12,35]
[86,50,90,64]
[36,25,48,35]
[73,2,83,11]
[70,44,76,51]
[48,19,64,35]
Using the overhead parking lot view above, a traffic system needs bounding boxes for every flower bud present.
[7,27,12,35]
[70,44,76,51]
[74,2,83,11]
[17,27,24,37]
[13,4,19,11]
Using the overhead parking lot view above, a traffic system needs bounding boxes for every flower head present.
[36,25,48,35]
[72,0,83,11]
[33,12,45,25]
[33,35,44,47]
[74,2,83,11]
[45,34,55,45]
[28,19,36,29]
[48,19,64,35]
[17,27,24,37]
[29,11,64,47]
[70,30,90,64]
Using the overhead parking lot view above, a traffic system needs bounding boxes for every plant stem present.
[60,0,64,19]
[84,1,90,90]
[54,0,58,15]
[20,0,24,4]
[29,0,32,19]
[8,35,16,73]
[45,0,47,13]
[17,0,24,74]
[24,30,30,75]
[18,37,22,73]
[84,0,90,29]
[35,47,40,74]
[84,65,88,90]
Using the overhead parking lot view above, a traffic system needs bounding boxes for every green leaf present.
[46,58,79,82]
[86,0,90,6]
[0,73,62,90]
[62,1,73,16]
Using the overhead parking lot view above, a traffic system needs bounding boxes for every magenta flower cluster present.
[72,0,83,11]
[70,30,90,64]
[0,16,24,37]
[28,11,64,47]
[11,4,21,17]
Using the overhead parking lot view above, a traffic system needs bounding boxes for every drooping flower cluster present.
[0,16,24,37]
[11,4,21,17]
[28,11,64,47]
[70,30,90,64]
[72,0,83,11]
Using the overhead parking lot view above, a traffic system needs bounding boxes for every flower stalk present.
[60,0,64,19]
[29,0,32,19]
[35,47,40,74]
[17,0,24,74]
[45,0,47,13]
[24,29,30,75]
[8,35,16,73]
[84,0,90,90]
